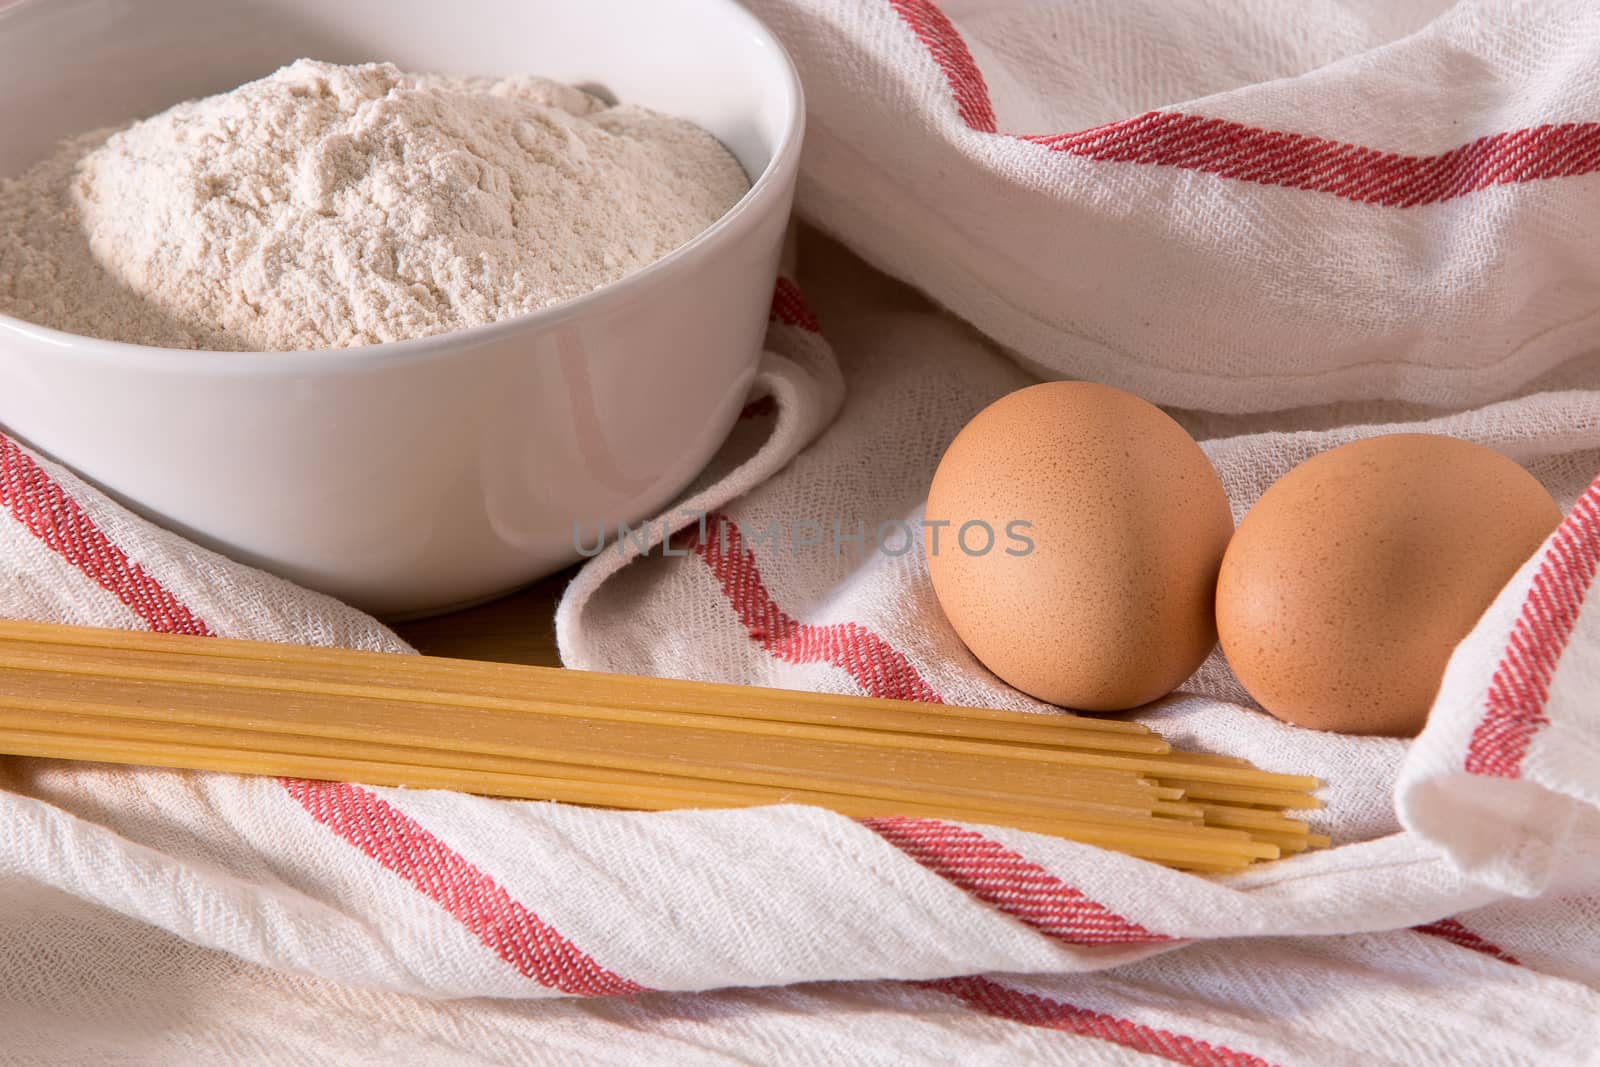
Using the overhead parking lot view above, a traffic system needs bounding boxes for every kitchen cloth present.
[4,0,1600,1063]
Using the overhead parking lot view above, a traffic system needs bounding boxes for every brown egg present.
[925,381,1234,711]
[1216,434,1562,737]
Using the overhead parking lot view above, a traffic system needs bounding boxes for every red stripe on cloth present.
[927,976,1280,1067]
[687,512,944,703]
[284,779,646,997]
[1021,114,1600,207]
[1466,479,1600,777]
[0,433,213,636]
[769,276,821,333]
[1414,918,1522,966]
[864,817,1171,945]
[688,514,1169,946]
[889,2,1600,205]
[886,0,997,133]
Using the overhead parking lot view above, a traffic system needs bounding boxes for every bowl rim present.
[0,0,805,373]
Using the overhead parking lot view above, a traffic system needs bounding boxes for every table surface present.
[390,568,574,669]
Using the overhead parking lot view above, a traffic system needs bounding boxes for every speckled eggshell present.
[1215,434,1562,737]
[925,381,1235,711]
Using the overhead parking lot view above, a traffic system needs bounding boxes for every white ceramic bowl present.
[0,0,801,617]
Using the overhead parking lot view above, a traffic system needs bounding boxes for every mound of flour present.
[0,59,750,351]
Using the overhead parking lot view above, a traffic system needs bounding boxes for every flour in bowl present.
[0,59,751,350]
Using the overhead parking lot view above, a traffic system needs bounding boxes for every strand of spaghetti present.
[0,726,1271,870]
[0,667,1168,810]
[0,619,1154,738]
[0,632,1317,790]
[0,643,1173,756]
[1159,779,1323,810]
[1194,806,1315,834]
[0,700,1187,829]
